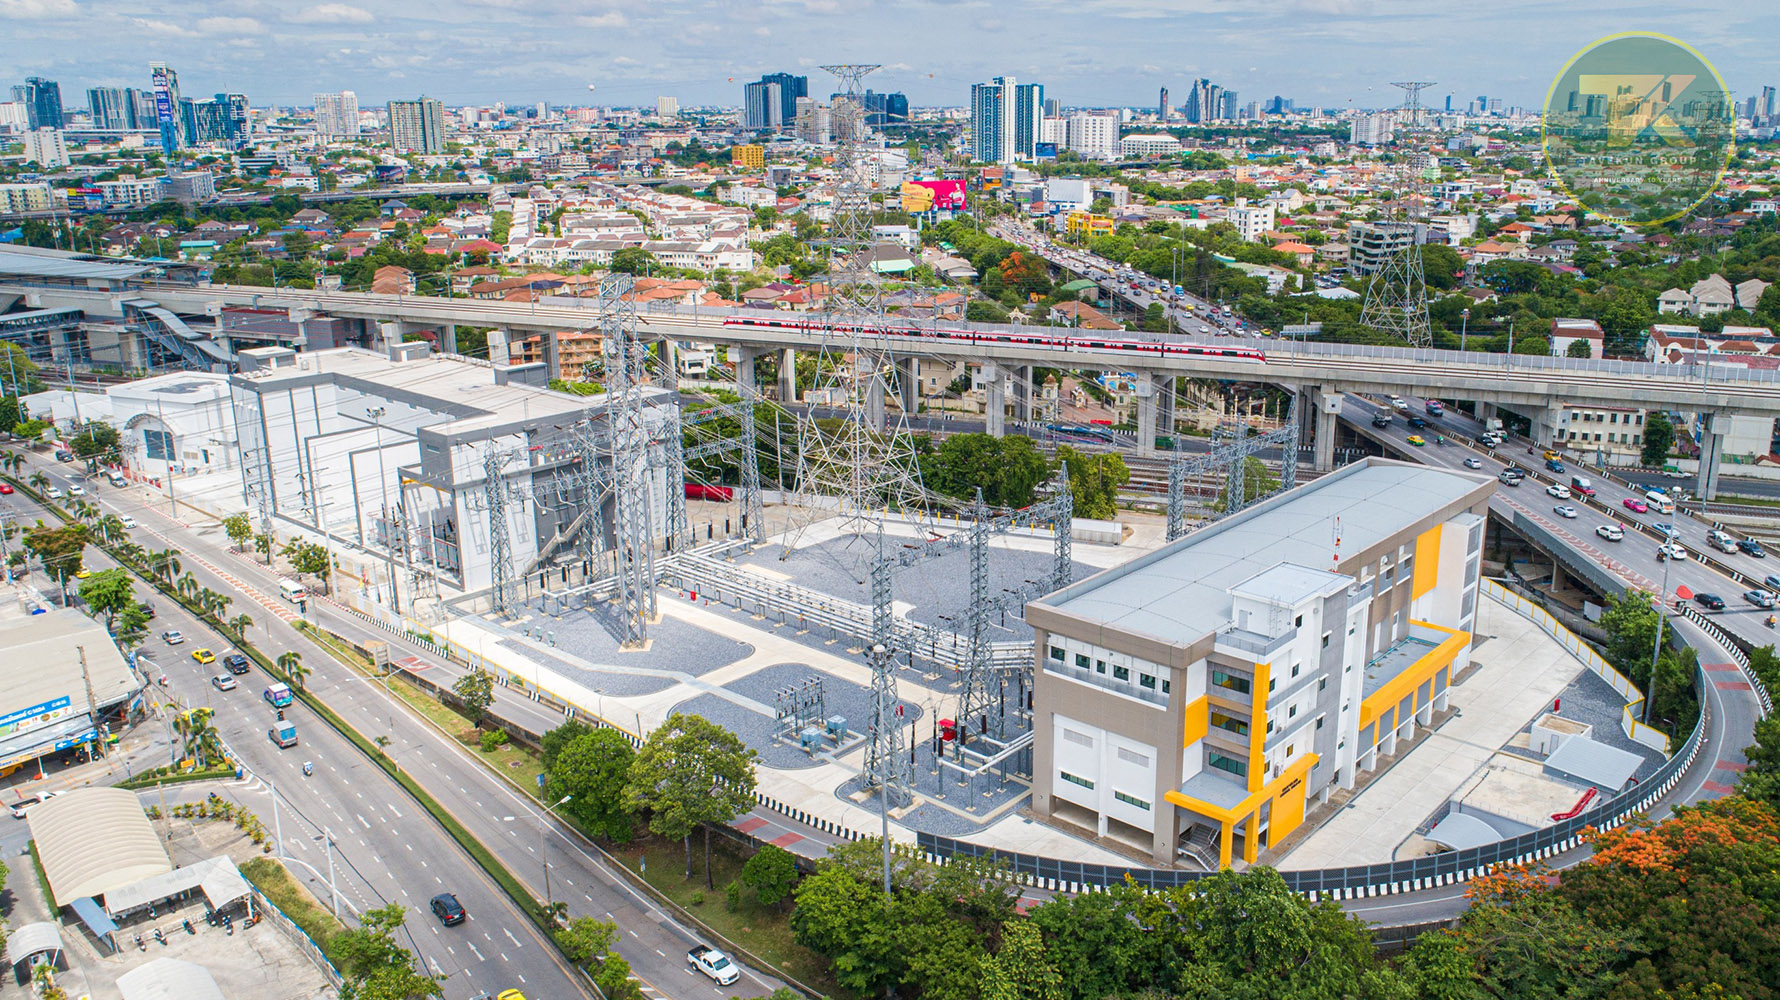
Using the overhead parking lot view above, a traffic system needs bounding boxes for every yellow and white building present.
[1028,459,1492,867]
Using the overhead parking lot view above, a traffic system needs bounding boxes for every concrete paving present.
[1277,594,1594,869]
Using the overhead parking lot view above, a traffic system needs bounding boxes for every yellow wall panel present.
[1412,524,1443,599]
[1182,695,1209,749]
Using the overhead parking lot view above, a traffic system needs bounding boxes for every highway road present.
[2,481,584,999]
[7,451,791,1000]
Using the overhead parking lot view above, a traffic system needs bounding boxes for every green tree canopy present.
[622,713,757,884]
[548,726,636,842]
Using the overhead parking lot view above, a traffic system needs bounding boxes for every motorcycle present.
[302,761,314,777]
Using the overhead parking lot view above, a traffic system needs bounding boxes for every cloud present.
[130,17,197,36]
[287,3,374,24]
[0,0,76,17]
[575,11,625,27]
[197,16,265,34]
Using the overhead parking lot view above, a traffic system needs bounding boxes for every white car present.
[45,487,63,499]
[1546,484,1571,499]
[66,484,85,496]
[1463,458,1483,469]
[1657,543,1689,561]
[120,515,137,528]
[10,790,63,819]
[1554,505,1579,519]
[1596,524,1625,541]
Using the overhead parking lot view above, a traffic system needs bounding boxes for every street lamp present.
[1459,308,1470,352]
[1645,556,1674,724]
[540,794,572,907]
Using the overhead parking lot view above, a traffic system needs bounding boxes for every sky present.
[3,0,1777,114]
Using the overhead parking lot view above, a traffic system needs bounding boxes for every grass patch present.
[241,856,348,952]
[1712,493,1780,510]
[28,840,55,910]
[118,764,237,790]
[614,834,837,997]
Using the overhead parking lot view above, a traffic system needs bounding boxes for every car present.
[1553,505,1578,518]
[1693,593,1726,611]
[1389,397,1409,412]
[688,946,741,987]
[1406,435,1425,446]
[1653,523,1680,540]
[1657,543,1689,561]
[1371,413,1392,428]
[45,487,62,499]
[1545,459,1565,474]
[1738,539,1767,558]
[1498,472,1523,486]
[9,790,63,820]
[0,483,11,495]
[120,515,137,528]
[138,602,155,620]
[1622,497,1649,514]
[1596,524,1625,541]
[73,569,91,579]
[496,992,528,1000]
[224,653,250,675]
[430,893,466,926]
[1743,590,1777,609]
[1662,468,1689,478]
[1407,415,1429,429]
[66,484,84,496]
[1768,574,1780,591]
[191,648,216,664]
[1546,484,1571,499]
[161,629,184,644]
[212,674,238,691]
[1463,457,1483,469]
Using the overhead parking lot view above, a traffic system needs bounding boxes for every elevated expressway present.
[9,279,1779,498]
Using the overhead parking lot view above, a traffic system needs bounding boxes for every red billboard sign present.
[901,178,967,213]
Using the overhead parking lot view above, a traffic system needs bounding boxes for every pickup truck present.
[688,945,741,986]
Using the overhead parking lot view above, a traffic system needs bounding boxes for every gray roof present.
[0,246,156,281]
[5,922,64,965]
[1544,735,1643,792]
[1425,811,1503,851]
[1038,460,1489,647]
[117,958,227,1000]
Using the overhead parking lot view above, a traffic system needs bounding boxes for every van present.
[264,683,294,708]
[269,720,298,748]
[1645,490,1676,515]
[1570,476,1595,497]
[104,470,127,487]
[278,580,307,602]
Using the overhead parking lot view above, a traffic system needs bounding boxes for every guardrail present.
[1483,580,1669,752]
[1678,603,1775,716]
[250,888,344,990]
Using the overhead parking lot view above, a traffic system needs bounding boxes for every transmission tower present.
[862,522,912,806]
[483,448,517,617]
[956,490,994,746]
[1360,80,1434,348]
[601,273,659,648]
[781,64,932,570]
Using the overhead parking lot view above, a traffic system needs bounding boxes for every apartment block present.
[1028,460,1491,867]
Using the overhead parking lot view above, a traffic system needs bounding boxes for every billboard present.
[1034,142,1059,160]
[152,68,175,126]
[900,178,967,213]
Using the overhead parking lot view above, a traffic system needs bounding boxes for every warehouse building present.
[0,605,143,777]
[230,343,678,598]
[1027,459,1492,867]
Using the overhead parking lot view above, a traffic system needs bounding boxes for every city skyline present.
[2,0,1774,112]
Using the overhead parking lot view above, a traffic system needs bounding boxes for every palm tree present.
[148,548,181,586]
[227,613,253,641]
[0,450,20,475]
[175,708,223,769]
[71,500,99,523]
[176,573,199,601]
[278,651,310,691]
[208,592,232,621]
[28,471,47,492]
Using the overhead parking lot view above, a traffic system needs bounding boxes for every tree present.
[78,567,136,630]
[23,522,88,587]
[222,511,253,551]
[227,613,254,641]
[979,920,1064,1000]
[1055,445,1128,520]
[1641,410,1676,466]
[610,247,658,275]
[175,707,223,767]
[622,713,758,886]
[1738,712,1780,808]
[68,421,120,472]
[279,651,310,690]
[541,718,592,772]
[147,548,181,586]
[592,950,642,1000]
[1566,337,1593,358]
[553,915,615,967]
[282,538,332,593]
[788,864,900,995]
[333,902,442,1000]
[549,727,636,842]
[740,843,799,908]
[918,434,1053,509]
[1597,590,1666,676]
[451,667,494,725]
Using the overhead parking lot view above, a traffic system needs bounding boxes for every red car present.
[0,484,12,495]
[1622,497,1649,514]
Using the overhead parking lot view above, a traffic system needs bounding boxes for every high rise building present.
[655,96,679,119]
[970,79,1009,163]
[177,94,249,147]
[860,90,908,126]
[1184,78,1233,124]
[1158,87,1169,120]
[1350,111,1396,146]
[22,128,68,168]
[743,81,783,130]
[1012,82,1044,159]
[792,96,829,144]
[1044,97,1061,118]
[130,89,157,131]
[88,87,134,130]
[15,77,63,130]
[314,90,360,137]
[1763,85,1777,120]
[218,93,249,146]
[1064,111,1119,160]
[387,97,445,153]
[744,73,805,129]
[150,63,182,156]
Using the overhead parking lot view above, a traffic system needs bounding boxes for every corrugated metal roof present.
[117,958,227,1000]
[1543,735,1642,792]
[28,787,171,906]
[0,246,154,280]
[4,922,64,964]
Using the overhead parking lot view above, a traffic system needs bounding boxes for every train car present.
[685,482,734,502]
[719,317,1265,363]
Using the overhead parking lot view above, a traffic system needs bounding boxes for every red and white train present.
[720,316,1267,363]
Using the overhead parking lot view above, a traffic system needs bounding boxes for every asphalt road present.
[11,453,789,1000]
[3,477,583,999]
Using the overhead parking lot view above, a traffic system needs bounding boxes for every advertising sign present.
[0,696,72,739]
[1035,142,1059,160]
[900,178,967,213]
[152,69,175,126]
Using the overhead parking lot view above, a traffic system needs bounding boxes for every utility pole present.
[366,406,400,614]
[78,644,103,759]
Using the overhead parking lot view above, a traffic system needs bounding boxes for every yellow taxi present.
[497,992,528,1000]
[1543,449,1561,462]
[1406,434,1426,447]
[191,648,217,664]
[74,569,92,579]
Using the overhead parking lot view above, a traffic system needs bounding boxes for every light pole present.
[1459,308,1469,352]
[366,406,400,614]
[1645,556,1673,724]
[540,794,572,907]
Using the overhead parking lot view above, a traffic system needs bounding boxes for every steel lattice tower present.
[957,490,994,746]
[483,449,517,617]
[781,64,932,569]
[1360,81,1435,348]
[602,274,659,648]
[862,522,911,805]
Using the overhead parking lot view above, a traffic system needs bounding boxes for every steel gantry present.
[601,273,659,648]
[1166,393,1300,541]
[861,521,913,807]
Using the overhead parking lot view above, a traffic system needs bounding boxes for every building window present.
[1316,715,1326,730]
[1075,653,1090,670]
[1114,790,1150,811]
[1269,677,1277,692]
[1139,673,1156,690]
[1208,751,1248,777]
[1049,646,1065,663]
[1060,771,1094,789]
[1318,678,1328,692]
[1212,670,1251,694]
[1294,614,1303,627]
[1161,679,1171,695]
[1210,711,1249,736]
[1113,665,1130,682]
[1322,632,1331,648]
[1291,662,1301,678]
